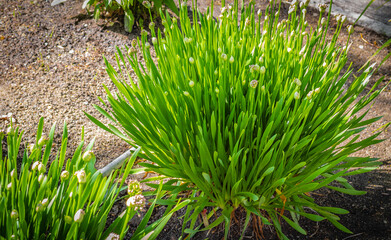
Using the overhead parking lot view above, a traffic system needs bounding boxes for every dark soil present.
[0,0,390,239]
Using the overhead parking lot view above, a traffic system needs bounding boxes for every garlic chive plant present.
[88,0,389,238]
[0,118,176,240]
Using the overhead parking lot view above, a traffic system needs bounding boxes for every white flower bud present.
[189,57,195,64]
[315,87,320,93]
[260,66,266,74]
[189,81,195,88]
[6,126,14,135]
[214,69,218,76]
[152,37,157,45]
[229,56,234,63]
[257,9,261,16]
[38,136,47,147]
[221,53,227,61]
[287,47,292,53]
[249,80,258,88]
[307,90,314,99]
[42,198,49,207]
[36,202,44,212]
[28,144,35,153]
[10,169,16,178]
[294,78,302,86]
[294,91,300,100]
[82,150,94,162]
[322,62,327,67]
[11,210,18,219]
[38,162,46,173]
[341,15,346,24]
[215,88,219,94]
[61,170,69,181]
[7,182,12,191]
[321,17,326,25]
[76,170,86,184]
[258,56,263,63]
[145,42,150,49]
[74,209,85,223]
[38,174,45,184]
[218,47,222,53]
[183,91,190,97]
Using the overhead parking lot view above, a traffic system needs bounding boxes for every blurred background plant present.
[0,118,181,239]
[88,0,391,238]
[52,0,178,32]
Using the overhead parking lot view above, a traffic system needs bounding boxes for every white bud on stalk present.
[7,182,12,191]
[74,209,85,223]
[61,170,70,181]
[321,17,326,25]
[221,53,227,61]
[229,56,234,63]
[38,162,46,173]
[42,198,49,207]
[249,80,258,88]
[38,136,47,146]
[315,88,320,93]
[11,210,18,219]
[10,169,16,178]
[152,37,157,45]
[183,91,190,97]
[260,66,266,74]
[82,150,94,162]
[294,78,302,86]
[307,90,314,99]
[294,92,300,100]
[75,170,86,184]
[6,126,13,135]
[189,57,195,64]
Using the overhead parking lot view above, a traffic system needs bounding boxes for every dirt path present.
[0,0,390,239]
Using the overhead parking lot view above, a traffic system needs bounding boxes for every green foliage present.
[82,0,178,32]
[0,118,178,240]
[88,0,389,238]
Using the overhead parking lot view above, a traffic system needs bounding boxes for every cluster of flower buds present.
[249,80,258,88]
[306,87,320,100]
[249,64,260,73]
[74,169,86,184]
[126,194,146,211]
[127,180,142,197]
[32,161,46,173]
[318,4,327,14]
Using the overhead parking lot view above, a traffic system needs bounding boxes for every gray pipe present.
[98,147,136,177]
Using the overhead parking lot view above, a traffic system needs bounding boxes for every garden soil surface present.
[1,0,391,239]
